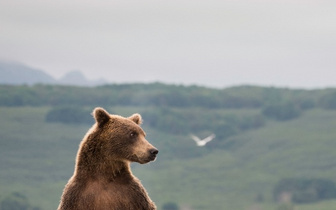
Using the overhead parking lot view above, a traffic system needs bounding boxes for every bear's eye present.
[130,131,138,138]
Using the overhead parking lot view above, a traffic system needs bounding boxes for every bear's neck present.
[76,159,133,181]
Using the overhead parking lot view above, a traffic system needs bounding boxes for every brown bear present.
[58,107,158,210]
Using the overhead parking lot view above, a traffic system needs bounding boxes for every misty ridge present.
[0,61,108,86]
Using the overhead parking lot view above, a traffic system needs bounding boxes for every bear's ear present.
[93,107,110,127]
[129,113,142,125]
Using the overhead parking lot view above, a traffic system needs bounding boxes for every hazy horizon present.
[1,0,335,89]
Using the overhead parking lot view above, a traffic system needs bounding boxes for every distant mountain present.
[58,70,108,86]
[0,61,108,86]
[0,61,56,85]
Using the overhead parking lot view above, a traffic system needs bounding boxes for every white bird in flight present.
[190,134,216,147]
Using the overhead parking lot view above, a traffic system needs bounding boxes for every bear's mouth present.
[137,154,157,164]
[140,154,157,164]
[148,154,157,161]
[130,149,158,164]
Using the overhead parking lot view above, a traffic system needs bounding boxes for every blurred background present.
[1,0,336,209]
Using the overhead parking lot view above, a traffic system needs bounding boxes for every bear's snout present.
[150,148,159,155]
[148,148,159,161]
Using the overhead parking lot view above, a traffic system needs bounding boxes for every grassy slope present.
[0,107,87,209]
[134,109,336,209]
[1,107,336,209]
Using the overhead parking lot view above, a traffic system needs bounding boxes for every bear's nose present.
[150,149,159,155]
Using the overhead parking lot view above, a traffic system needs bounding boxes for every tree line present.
[3,83,334,143]
[4,84,336,136]
[2,83,335,110]
[11,83,325,152]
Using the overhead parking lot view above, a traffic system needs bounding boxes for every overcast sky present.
[1,0,335,88]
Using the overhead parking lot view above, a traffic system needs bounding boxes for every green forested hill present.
[1,84,336,210]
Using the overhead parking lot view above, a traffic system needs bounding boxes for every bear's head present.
[87,107,158,164]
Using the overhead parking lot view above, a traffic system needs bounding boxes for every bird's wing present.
[190,134,201,142]
[202,134,216,143]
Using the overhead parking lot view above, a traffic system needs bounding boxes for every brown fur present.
[58,107,158,210]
